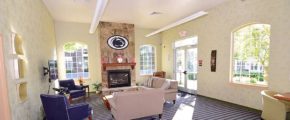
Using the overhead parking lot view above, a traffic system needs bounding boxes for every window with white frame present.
[232,24,271,86]
[64,43,89,79]
[140,45,156,75]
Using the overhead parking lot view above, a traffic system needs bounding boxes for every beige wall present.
[135,27,162,83]
[161,0,290,110]
[0,0,56,119]
[55,21,101,91]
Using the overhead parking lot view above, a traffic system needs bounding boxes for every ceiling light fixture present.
[145,11,208,37]
[89,0,108,34]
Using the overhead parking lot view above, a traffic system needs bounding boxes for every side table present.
[81,85,90,97]
[101,94,112,110]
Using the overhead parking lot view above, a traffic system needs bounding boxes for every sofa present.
[142,77,178,104]
[107,89,164,120]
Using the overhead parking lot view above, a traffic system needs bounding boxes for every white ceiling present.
[43,0,229,29]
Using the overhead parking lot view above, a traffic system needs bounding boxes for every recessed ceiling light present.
[150,12,163,15]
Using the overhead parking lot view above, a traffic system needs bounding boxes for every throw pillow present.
[147,77,153,87]
[160,80,170,90]
[143,79,148,87]
[143,77,153,87]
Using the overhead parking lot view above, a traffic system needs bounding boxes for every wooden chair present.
[153,71,166,78]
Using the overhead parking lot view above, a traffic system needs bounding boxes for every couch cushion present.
[152,77,166,88]
[143,77,153,87]
[160,80,170,90]
[164,89,178,93]
[142,79,148,87]
[138,86,153,90]
[167,79,178,89]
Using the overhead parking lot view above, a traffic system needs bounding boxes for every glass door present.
[175,46,198,94]
[175,49,186,88]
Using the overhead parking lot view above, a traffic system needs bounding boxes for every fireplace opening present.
[107,69,131,88]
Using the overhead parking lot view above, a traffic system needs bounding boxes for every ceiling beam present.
[145,11,208,37]
[89,0,108,34]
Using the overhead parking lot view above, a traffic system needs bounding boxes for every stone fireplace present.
[99,22,136,88]
[107,69,131,88]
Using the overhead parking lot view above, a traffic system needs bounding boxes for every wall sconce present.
[43,67,49,76]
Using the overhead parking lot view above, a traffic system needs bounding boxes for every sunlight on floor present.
[172,103,194,120]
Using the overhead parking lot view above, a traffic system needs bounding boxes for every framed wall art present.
[211,50,217,72]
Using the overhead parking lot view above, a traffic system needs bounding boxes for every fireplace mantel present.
[102,63,136,71]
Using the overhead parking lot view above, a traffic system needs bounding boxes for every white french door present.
[174,46,198,94]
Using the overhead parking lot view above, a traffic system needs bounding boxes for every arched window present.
[232,24,271,86]
[64,42,89,79]
[140,45,156,75]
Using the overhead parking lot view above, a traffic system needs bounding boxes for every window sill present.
[140,75,153,77]
[67,78,91,81]
[229,82,268,89]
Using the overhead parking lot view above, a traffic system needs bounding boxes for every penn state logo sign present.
[107,35,129,50]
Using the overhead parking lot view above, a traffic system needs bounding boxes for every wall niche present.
[17,82,28,102]
[11,33,25,79]
[11,33,27,103]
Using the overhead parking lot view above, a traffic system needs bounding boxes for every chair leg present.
[173,100,176,104]
[69,96,72,104]
[111,114,116,120]
[159,114,162,119]
[88,115,92,120]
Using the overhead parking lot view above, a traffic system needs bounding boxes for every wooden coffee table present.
[274,93,290,101]
[101,94,112,110]
[101,86,139,96]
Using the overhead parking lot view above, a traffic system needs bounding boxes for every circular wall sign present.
[107,35,129,50]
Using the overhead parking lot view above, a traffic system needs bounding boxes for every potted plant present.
[92,82,102,94]
[78,77,84,86]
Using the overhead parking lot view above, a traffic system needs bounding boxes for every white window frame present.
[230,24,271,87]
[139,45,156,75]
[64,43,89,79]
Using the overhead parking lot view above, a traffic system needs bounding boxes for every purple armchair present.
[40,94,92,120]
[59,79,86,102]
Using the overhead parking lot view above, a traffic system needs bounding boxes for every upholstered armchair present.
[59,79,86,102]
[40,94,92,120]
[261,90,290,120]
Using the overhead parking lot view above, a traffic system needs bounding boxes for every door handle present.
[183,71,187,74]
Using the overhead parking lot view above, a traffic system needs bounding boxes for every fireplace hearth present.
[107,69,131,88]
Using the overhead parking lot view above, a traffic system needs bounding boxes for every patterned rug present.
[81,92,261,120]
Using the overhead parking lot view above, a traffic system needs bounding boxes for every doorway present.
[0,34,11,120]
[174,37,198,94]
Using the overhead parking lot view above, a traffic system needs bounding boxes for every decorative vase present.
[117,57,123,63]
[78,77,84,86]
[96,91,100,94]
